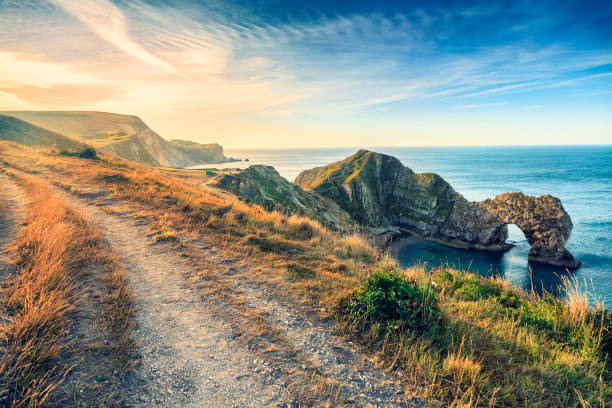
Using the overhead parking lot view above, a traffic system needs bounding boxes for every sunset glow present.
[1,0,611,147]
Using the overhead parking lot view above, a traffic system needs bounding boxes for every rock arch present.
[480,193,580,269]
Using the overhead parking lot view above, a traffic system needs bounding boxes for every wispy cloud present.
[48,0,180,74]
[456,102,508,110]
[0,0,610,146]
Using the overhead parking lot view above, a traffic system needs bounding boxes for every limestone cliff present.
[481,193,579,268]
[1,111,232,167]
[296,150,580,269]
[215,165,354,232]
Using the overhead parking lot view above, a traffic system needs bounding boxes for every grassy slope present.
[1,111,139,144]
[1,142,609,408]
[0,171,135,407]
[2,111,229,167]
[0,115,84,151]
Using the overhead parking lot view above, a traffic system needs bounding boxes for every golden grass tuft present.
[0,180,88,406]
[0,174,135,407]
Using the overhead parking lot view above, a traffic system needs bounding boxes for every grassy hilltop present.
[0,114,84,151]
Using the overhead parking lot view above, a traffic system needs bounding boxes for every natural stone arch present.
[295,150,580,269]
[480,193,580,269]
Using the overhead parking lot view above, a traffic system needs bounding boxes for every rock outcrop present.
[296,150,580,269]
[215,165,354,232]
[481,193,579,268]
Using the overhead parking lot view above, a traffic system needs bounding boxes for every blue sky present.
[0,0,610,147]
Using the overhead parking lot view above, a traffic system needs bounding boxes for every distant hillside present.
[0,114,84,150]
[166,139,227,164]
[1,111,231,167]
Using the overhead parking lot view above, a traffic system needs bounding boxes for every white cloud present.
[0,51,101,87]
[48,0,180,74]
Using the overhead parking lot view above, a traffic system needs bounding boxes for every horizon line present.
[224,143,612,150]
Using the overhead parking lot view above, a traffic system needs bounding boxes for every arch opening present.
[505,223,528,246]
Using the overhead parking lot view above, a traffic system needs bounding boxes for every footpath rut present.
[58,191,292,407]
[0,174,26,277]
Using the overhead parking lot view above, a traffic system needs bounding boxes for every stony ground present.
[0,174,25,278]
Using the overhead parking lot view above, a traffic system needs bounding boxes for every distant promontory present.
[0,111,234,167]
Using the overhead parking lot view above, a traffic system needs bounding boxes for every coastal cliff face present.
[1,111,231,167]
[215,165,354,232]
[296,150,580,269]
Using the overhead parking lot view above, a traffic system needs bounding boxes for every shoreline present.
[388,233,422,258]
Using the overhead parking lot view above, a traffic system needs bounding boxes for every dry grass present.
[0,142,609,407]
[0,173,134,407]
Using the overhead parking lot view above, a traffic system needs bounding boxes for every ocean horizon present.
[195,145,612,304]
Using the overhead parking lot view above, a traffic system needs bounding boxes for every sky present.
[0,0,611,148]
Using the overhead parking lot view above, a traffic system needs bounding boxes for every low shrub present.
[243,234,305,255]
[98,173,131,184]
[59,147,98,159]
[344,268,440,336]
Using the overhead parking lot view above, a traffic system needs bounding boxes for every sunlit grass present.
[0,172,134,407]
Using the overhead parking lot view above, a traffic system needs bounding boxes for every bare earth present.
[59,190,293,407]
[0,174,26,277]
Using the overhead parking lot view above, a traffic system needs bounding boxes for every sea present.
[195,146,612,304]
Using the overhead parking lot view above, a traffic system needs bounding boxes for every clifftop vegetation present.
[0,142,609,407]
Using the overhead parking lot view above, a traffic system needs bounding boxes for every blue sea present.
[202,146,612,304]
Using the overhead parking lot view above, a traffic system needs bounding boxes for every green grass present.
[343,268,440,336]
[338,265,611,407]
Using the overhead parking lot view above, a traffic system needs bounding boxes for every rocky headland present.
[217,149,580,269]
[215,165,354,232]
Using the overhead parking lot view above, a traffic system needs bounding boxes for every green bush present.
[59,147,98,159]
[77,147,98,159]
[345,269,440,335]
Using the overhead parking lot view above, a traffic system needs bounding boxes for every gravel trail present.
[0,174,26,277]
[59,191,292,407]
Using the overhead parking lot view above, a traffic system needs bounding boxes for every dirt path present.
[57,190,292,407]
[47,178,426,408]
[0,174,26,277]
